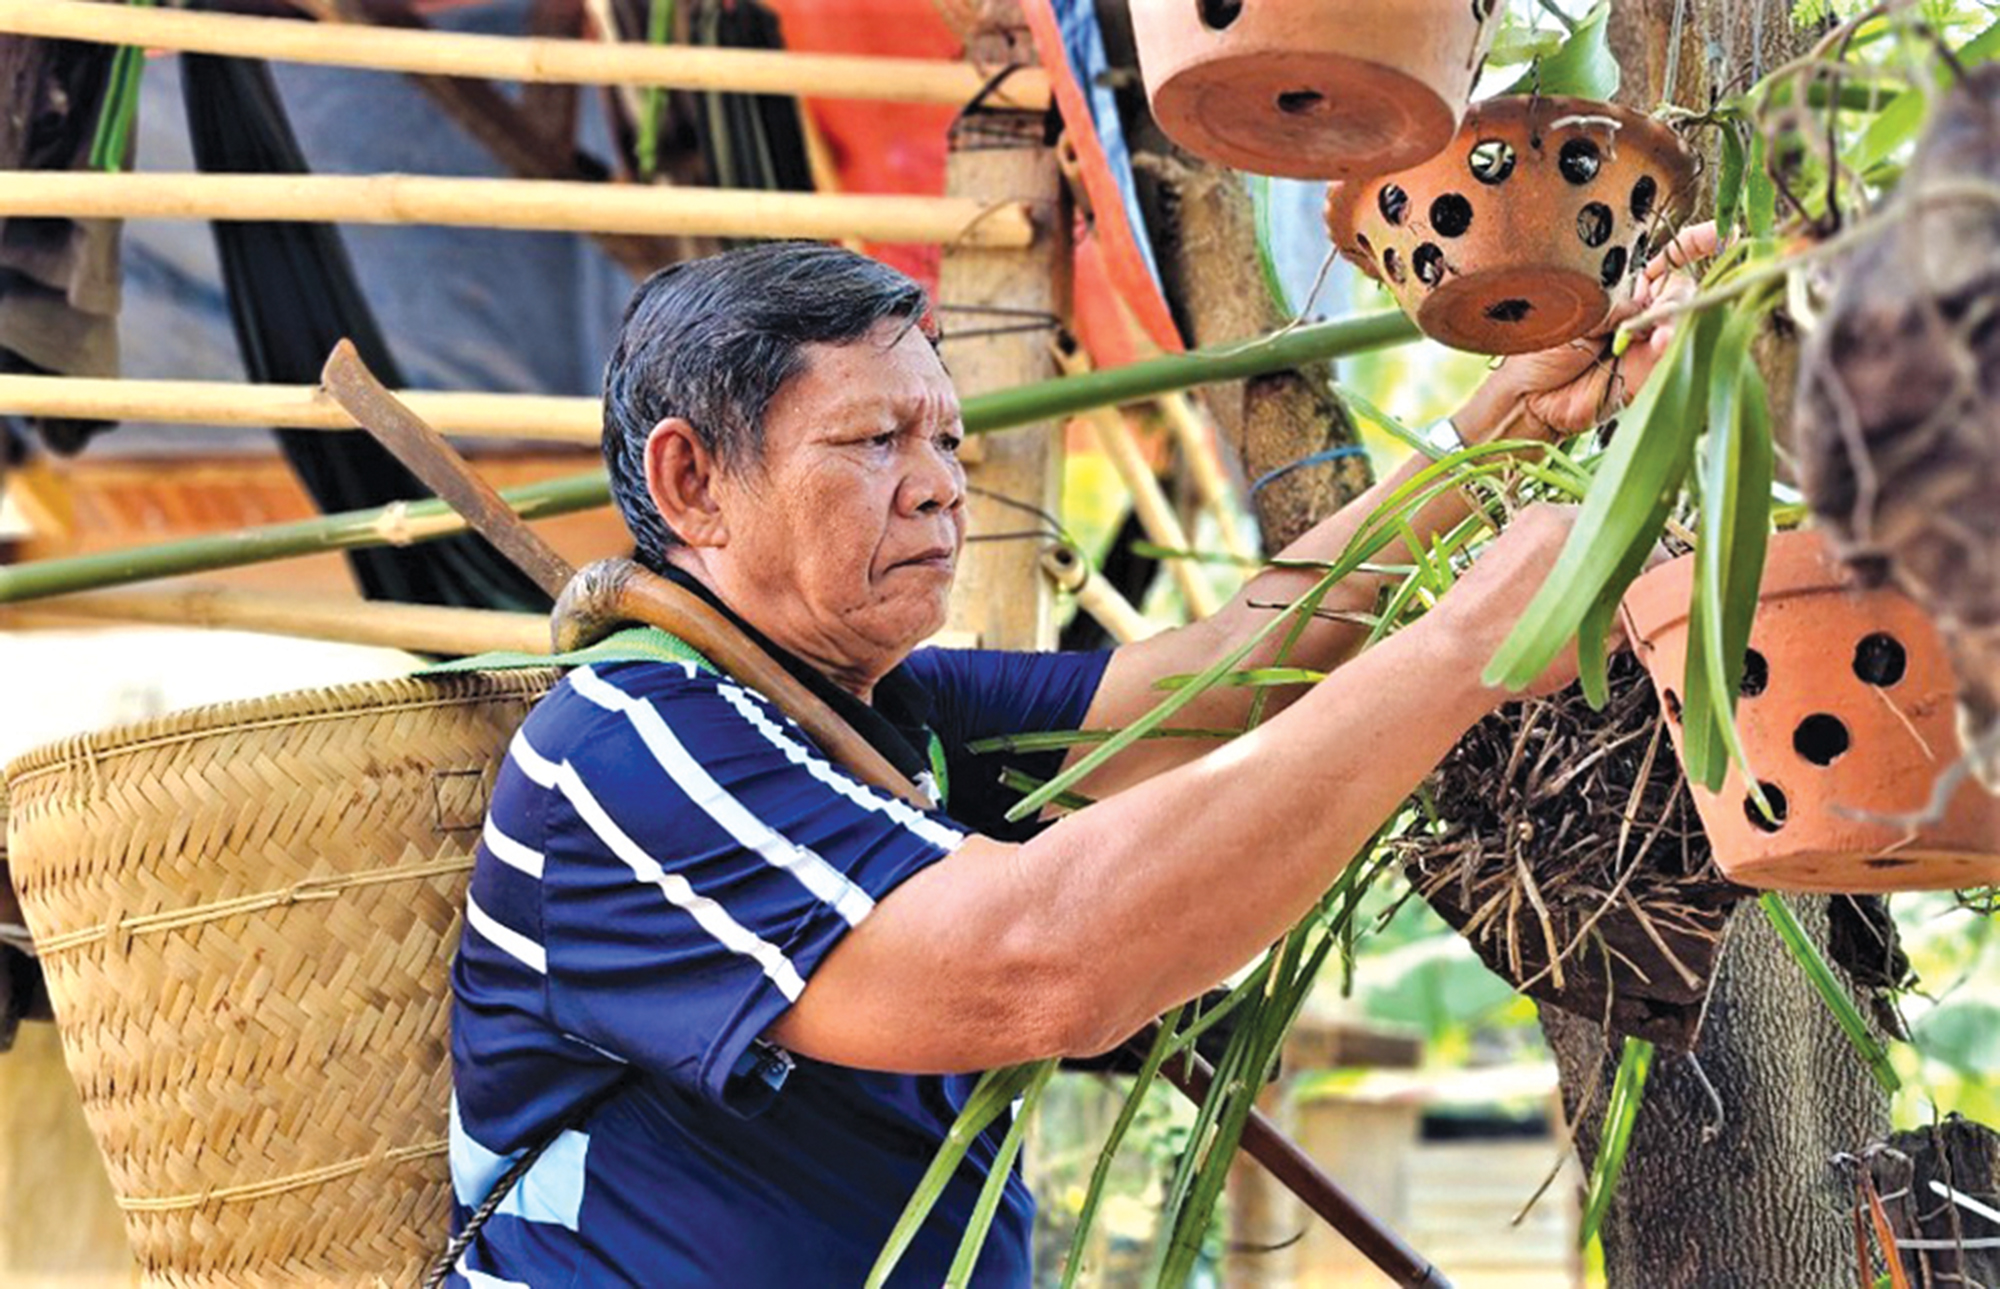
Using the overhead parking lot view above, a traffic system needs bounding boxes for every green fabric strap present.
[416,627,950,807]
[415,626,715,676]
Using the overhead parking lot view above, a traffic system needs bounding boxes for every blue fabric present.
[1049,0,1167,298]
[449,645,1110,1287]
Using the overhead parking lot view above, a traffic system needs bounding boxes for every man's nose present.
[905,447,964,516]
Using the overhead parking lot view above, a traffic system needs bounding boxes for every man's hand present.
[1472,222,1721,440]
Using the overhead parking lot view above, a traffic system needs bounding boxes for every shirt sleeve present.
[903,647,1111,839]
[529,661,965,1116]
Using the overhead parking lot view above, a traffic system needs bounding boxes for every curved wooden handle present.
[553,558,930,809]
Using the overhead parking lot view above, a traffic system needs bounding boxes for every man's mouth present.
[891,547,956,573]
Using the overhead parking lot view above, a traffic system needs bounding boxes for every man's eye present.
[939,435,963,455]
[869,431,897,448]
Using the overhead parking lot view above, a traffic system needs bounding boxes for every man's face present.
[702,321,967,686]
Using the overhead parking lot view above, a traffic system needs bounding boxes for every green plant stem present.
[945,1061,1056,1289]
[1058,1006,1185,1289]
[1759,893,1901,1093]
[0,470,611,604]
[636,0,674,180]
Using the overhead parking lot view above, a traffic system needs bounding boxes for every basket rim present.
[4,667,560,789]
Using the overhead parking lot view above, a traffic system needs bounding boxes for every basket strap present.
[414,624,716,676]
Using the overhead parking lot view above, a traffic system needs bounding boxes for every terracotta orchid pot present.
[1325,95,1696,355]
[1132,0,1500,180]
[1622,530,2000,893]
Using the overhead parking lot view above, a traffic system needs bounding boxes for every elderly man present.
[446,240,1692,1286]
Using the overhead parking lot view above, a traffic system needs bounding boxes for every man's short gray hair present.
[601,242,931,569]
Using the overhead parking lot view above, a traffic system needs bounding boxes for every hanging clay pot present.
[1621,529,2000,894]
[1131,0,1500,180]
[1325,94,1695,355]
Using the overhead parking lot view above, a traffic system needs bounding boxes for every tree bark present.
[1542,8,1898,1286]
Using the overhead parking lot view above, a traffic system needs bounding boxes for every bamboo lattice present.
[4,669,558,1286]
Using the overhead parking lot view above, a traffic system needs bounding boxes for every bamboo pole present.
[0,310,1419,441]
[0,0,1051,108]
[2,584,552,655]
[1039,544,1159,644]
[0,471,608,604]
[0,310,1425,604]
[963,310,1420,434]
[0,375,600,441]
[1159,392,1258,565]
[0,172,1036,247]
[1079,404,1221,620]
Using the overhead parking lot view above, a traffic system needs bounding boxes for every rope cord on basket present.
[33,855,475,955]
[422,1079,631,1289]
[117,1141,447,1212]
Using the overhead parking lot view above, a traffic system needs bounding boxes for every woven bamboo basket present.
[3,669,558,1287]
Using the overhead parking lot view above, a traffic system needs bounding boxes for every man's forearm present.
[1007,606,1502,1052]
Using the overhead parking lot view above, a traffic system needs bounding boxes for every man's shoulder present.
[516,659,796,774]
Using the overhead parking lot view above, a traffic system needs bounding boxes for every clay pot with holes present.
[1621,530,2000,893]
[1132,0,1500,180]
[1325,94,1695,355]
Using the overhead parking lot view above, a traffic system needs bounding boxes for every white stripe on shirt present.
[713,679,965,851]
[557,755,809,1001]
[482,817,544,879]
[465,891,547,974]
[569,665,877,927]
[506,722,807,1000]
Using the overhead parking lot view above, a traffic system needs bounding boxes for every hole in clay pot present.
[1854,633,1907,687]
[1744,782,1789,833]
[1470,139,1516,185]
[1741,648,1770,698]
[1793,713,1851,765]
[1485,298,1533,323]
[1379,184,1410,226]
[1430,193,1474,238]
[1382,246,1405,284]
[1577,202,1613,248]
[1413,243,1445,287]
[1356,233,1373,252]
[1277,89,1326,116]
[1632,231,1649,275]
[1866,857,1916,869]
[1471,0,1496,20]
[1631,175,1658,220]
[1197,0,1243,30]
[1664,689,1683,723]
[1599,246,1628,286]
[1559,137,1602,185]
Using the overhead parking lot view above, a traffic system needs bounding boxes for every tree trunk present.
[1542,8,1896,1286]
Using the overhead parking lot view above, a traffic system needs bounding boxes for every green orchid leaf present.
[1485,309,1720,693]
[1503,1,1618,101]
[944,1061,1056,1289]
[1580,1037,1654,1248]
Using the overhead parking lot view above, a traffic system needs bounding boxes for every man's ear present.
[644,418,728,548]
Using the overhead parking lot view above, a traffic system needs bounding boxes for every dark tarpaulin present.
[180,53,551,612]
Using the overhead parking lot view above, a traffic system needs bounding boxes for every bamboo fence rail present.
[0,173,1036,247]
[0,375,601,441]
[0,312,1416,441]
[0,0,1050,108]
[0,312,1422,604]
[2,584,551,655]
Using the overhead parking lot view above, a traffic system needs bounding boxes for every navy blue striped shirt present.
[448,645,1108,1287]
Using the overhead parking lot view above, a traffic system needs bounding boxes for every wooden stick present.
[0,172,1037,248]
[1072,399,1222,620]
[0,0,1051,108]
[322,340,575,599]
[0,374,600,441]
[0,584,552,656]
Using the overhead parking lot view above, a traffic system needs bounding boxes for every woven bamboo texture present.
[3,669,558,1287]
